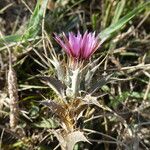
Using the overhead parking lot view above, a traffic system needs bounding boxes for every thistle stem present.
[71,68,80,97]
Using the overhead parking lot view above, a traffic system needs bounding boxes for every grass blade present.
[23,0,48,40]
[111,0,126,24]
[0,34,21,44]
[99,2,150,41]
[0,0,48,44]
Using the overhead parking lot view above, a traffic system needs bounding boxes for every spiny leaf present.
[65,131,89,150]
[40,76,66,98]
[53,130,89,150]
[40,100,65,116]
[40,100,73,131]
[89,74,112,94]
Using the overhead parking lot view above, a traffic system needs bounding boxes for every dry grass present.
[0,0,150,149]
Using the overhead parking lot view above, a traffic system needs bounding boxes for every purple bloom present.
[54,31,101,60]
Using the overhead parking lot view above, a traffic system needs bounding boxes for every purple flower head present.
[54,31,101,60]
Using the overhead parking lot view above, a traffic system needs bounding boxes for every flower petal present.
[54,33,71,54]
[54,31,101,61]
[68,32,82,58]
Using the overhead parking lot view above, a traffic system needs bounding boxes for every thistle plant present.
[0,0,149,149]
[40,31,111,149]
[54,31,102,97]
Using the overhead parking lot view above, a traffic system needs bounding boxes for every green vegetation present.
[0,0,150,149]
